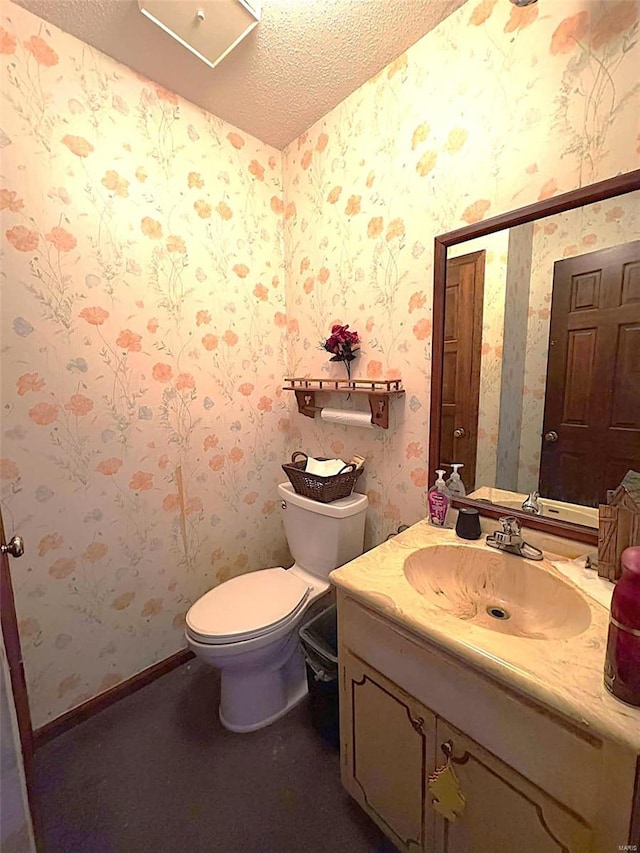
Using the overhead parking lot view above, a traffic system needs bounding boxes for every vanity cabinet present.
[432,720,592,853]
[341,650,435,851]
[337,591,639,853]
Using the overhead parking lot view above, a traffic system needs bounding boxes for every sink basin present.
[403,545,591,640]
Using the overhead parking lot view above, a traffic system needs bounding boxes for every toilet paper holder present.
[283,377,405,430]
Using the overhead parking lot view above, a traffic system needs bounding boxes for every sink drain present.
[486,605,510,621]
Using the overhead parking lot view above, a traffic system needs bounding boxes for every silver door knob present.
[453,428,466,438]
[544,431,558,443]
[1,535,24,558]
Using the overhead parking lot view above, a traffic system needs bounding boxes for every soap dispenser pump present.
[447,463,466,497]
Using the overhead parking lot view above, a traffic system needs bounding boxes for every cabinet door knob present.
[441,740,453,759]
[409,715,425,735]
[428,740,466,822]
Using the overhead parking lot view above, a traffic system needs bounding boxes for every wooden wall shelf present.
[282,378,404,429]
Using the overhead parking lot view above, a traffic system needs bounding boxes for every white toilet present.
[185,481,368,733]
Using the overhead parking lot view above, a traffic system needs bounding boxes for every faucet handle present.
[490,516,522,547]
[498,516,521,537]
[486,515,544,560]
[521,491,541,514]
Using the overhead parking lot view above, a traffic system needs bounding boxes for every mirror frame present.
[429,169,640,546]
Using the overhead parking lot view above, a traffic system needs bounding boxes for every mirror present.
[430,171,640,544]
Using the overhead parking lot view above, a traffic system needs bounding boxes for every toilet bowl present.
[185,482,368,732]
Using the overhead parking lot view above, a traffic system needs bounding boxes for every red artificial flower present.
[321,323,360,362]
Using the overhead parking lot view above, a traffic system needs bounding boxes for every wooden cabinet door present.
[433,719,593,853]
[340,650,436,852]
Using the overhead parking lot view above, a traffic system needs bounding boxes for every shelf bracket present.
[368,394,389,429]
[294,389,316,419]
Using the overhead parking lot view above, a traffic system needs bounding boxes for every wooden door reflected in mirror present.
[440,251,485,493]
[540,240,640,507]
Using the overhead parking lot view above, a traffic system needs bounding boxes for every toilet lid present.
[186,568,311,644]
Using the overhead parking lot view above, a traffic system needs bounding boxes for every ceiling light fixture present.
[138,0,261,70]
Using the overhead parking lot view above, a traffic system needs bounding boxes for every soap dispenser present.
[428,470,451,527]
[447,463,466,497]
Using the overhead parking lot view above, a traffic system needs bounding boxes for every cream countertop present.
[330,519,640,753]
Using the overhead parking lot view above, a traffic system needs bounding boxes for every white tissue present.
[305,457,346,477]
[320,408,374,429]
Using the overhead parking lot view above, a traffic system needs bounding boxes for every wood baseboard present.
[33,648,194,748]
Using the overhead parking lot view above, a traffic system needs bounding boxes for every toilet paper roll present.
[320,408,374,429]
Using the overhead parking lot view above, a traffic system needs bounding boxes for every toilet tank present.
[278,482,368,578]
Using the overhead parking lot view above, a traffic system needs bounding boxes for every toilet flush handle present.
[281,500,287,509]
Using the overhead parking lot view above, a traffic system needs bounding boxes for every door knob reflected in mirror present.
[453,428,466,438]
[1,535,24,558]
[544,431,558,443]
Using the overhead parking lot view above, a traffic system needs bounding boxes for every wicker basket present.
[282,451,363,503]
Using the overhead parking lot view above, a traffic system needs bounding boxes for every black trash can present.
[298,604,339,748]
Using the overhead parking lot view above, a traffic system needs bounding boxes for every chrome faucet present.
[521,491,541,514]
[486,516,543,560]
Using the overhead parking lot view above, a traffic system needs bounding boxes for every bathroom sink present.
[403,545,591,640]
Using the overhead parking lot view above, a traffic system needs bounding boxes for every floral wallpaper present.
[1,0,639,727]
[0,1,289,726]
[518,190,640,492]
[282,0,640,548]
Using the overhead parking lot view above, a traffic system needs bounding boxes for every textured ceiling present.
[13,0,467,150]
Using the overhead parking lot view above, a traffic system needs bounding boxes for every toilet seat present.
[186,568,311,645]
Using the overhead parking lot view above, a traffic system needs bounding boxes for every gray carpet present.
[34,660,397,853]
